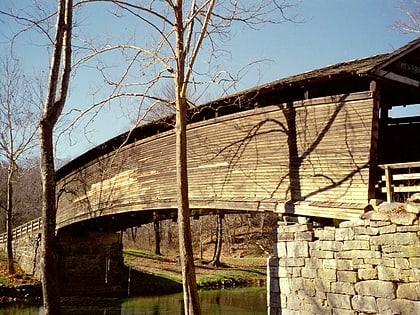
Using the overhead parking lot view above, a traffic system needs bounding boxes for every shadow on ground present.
[128,268,183,296]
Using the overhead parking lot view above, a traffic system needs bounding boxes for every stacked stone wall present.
[57,229,127,296]
[1,229,127,296]
[0,231,42,278]
[13,232,42,278]
[268,213,420,314]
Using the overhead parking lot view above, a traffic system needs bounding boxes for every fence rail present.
[378,162,420,202]
[0,217,42,245]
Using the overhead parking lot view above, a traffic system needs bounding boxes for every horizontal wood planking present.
[378,161,420,169]
[380,173,420,181]
[56,92,375,226]
[381,186,420,193]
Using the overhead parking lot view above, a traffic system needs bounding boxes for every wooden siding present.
[56,91,375,227]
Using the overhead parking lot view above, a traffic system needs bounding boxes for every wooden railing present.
[378,162,420,202]
[0,217,42,245]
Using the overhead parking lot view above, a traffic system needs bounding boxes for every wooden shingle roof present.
[205,38,420,106]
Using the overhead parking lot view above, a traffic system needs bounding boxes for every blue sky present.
[1,0,419,161]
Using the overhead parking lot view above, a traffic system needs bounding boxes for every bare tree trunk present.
[174,1,200,314]
[39,125,61,314]
[260,213,265,236]
[199,219,203,260]
[6,168,14,274]
[175,95,200,314]
[153,219,161,256]
[39,0,72,313]
[210,214,223,267]
[224,217,232,254]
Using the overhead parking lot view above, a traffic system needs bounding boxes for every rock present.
[364,202,418,225]
[397,283,420,301]
[391,298,420,315]
[358,268,377,280]
[405,202,420,214]
[407,193,420,203]
[377,202,406,214]
[390,212,417,225]
[327,293,351,309]
[363,210,389,221]
[351,295,378,313]
[354,280,395,298]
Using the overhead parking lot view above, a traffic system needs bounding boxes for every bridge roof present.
[202,37,419,107]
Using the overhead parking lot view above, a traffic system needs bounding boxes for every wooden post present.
[368,80,381,200]
[384,165,393,202]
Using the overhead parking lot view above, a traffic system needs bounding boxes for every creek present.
[0,286,266,314]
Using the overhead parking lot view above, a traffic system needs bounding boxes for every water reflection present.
[0,287,266,315]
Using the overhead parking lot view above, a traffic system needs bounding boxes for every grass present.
[124,249,173,262]
[124,249,267,289]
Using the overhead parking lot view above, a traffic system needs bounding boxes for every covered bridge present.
[55,38,420,230]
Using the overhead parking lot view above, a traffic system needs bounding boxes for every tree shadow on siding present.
[214,93,370,211]
[56,149,137,226]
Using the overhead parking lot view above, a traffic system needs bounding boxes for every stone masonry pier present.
[268,198,420,314]
[57,229,127,296]
[1,226,126,296]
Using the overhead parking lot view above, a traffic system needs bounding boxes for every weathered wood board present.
[56,91,375,226]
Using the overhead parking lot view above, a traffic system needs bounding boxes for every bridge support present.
[268,204,420,315]
[57,229,127,296]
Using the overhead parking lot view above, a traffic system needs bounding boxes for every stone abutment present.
[2,228,126,296]
[57,229,127,296]
[268,201,420,314]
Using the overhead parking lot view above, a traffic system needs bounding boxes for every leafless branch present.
[393,0,420,33]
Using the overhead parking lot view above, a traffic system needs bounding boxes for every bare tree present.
[12,158,42,226]
[394,0,420,33]
[69,1,296,313]
[153,218,162,256]
[3,1,295,312]
[38,0,72,313]
[0,166,5,230]
[0,55,40,274]
[210,213,223,267]
[0,159,42,234]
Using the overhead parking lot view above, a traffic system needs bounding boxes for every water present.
[0,287,266,315]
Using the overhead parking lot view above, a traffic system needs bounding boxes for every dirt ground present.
[0,253,38,286]
[124,249,268,288]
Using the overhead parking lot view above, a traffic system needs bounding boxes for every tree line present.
[124,212,277,264]
[0,160,42,232]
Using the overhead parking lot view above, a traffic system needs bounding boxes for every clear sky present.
[0,0,419,162]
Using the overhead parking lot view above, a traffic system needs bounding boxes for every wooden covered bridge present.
[55,38,419,232]
[2,39,419,296]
